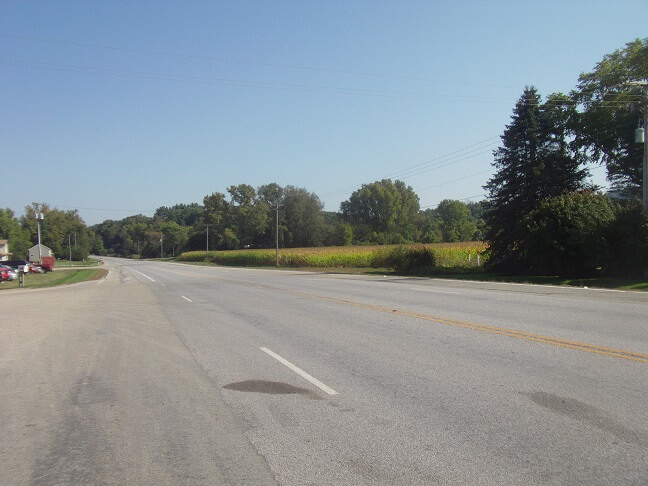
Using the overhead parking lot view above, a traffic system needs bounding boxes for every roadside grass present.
[0,268,107,290]
[55,258,102,267]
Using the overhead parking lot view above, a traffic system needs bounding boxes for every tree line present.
[0,203,99,262]
[90,182,486,259]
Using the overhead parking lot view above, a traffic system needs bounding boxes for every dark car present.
[2,260,30,273]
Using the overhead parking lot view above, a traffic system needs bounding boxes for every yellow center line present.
[153,265,648,364]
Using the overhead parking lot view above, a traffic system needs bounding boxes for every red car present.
[28,263,44,274]
[0,265,18,281]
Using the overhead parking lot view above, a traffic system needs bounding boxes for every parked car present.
[27,262,44,274]
[0,265,17,281]
[1,260,30,273]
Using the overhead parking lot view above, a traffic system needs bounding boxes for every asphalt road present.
[2,258,647,485]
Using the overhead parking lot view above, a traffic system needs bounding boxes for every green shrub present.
[603,201,648,277]
[384,246,436,273]
[523,191,617,277]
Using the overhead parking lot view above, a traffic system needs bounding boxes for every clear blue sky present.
[2,0,646,225]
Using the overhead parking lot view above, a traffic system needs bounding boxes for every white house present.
[0,240,10,261]
[28,244,53,262]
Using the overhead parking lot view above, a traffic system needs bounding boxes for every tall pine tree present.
[484,86,589,273]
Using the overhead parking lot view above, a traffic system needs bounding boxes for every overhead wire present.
[3,57,643,110]
[419,163,609,210]
[0,32,519,89]
[318,137,500,200]
[0,58,531,103]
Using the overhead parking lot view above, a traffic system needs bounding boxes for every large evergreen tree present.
[484,87,589,273]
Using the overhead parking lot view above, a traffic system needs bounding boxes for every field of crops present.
[178,242,488,273]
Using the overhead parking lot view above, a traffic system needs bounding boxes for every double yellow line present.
[287,289,648,365]
[154,265,648,364]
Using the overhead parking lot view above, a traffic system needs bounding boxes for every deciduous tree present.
[573,38,648,198]
[341,179,420,244]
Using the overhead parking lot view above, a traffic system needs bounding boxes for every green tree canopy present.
[435,200,478,242]
[21,203,93,261]
[523,191,617,277]
[573,37,648,197]
[282,186,326,247]
[0,208,31,260]
[341,179,420,244]
[154,203,204,226]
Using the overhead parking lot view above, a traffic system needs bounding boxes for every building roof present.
[29,244,52,251]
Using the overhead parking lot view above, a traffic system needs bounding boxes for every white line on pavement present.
[408,287,462,295]
[181,295,193,302]
[260,347,338,396]
[161,283,166,287]
[127,267,156,282]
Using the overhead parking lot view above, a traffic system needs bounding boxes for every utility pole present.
[275,204,281,267]
[68,234,72,267]
[160,235,164,259]
[643,84,648,211]
[629,81,648,210]
[36,208,44,263]
[206,224,210,252]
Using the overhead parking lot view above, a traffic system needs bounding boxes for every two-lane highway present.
[2,257,647,484]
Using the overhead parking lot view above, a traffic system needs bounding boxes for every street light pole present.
[206,224,210,252]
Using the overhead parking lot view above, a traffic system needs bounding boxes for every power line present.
[0,59,525,103]
[420,194,487,210]
[416,169,493,193]
[418,164,609,210]
[3,58,643,108]
[319,146,498,200]
[319,137,500,200]
[0,32,519,89]
[52,205,156,214]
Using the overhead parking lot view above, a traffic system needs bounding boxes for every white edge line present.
[181,295,193,302]
[429,277,627,293]
[260,347,338,396]
[408,287,462,295]
[127,267,156,282]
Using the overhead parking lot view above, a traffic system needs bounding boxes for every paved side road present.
[0,264,277,485]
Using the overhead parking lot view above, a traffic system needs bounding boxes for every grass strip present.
[0,268,107,290]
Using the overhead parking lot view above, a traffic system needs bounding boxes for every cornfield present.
[178,242,488,272]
